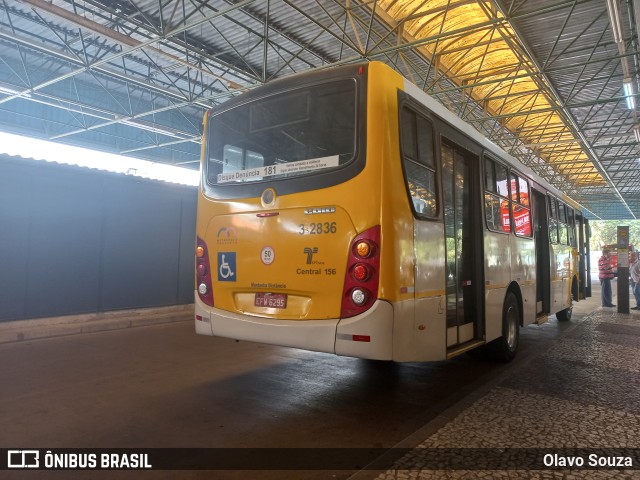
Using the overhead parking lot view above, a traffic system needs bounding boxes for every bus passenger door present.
[533,189,551,315]
[576,214,591,299]
[442,142,484,351]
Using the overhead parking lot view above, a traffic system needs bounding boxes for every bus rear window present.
[250,91,309,132]
[207,79,357,186]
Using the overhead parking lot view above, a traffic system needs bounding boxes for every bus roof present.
[380,61,585,214]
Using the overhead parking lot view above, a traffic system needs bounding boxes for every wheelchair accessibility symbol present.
[217,252,236,282]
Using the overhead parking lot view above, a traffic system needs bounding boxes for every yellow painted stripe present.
[485,283,508,290]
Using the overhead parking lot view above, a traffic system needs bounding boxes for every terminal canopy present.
[0,0,638,218]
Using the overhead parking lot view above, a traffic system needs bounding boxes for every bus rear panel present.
[195,64,400,360]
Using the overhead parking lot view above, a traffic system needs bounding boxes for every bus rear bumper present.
[335,300,393,360]
[195,292,339,353]
[194,295,214,336]
[194,294,394,359]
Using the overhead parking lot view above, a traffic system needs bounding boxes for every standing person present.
[630,251,640,310]
[598,248,615,307]
[630,250,638,291]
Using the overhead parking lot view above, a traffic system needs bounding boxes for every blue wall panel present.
[26,173,103,318]
[0,168,30,320]
[101,183,184,310]
[0,155,197,322]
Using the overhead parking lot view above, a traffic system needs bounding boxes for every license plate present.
[254,292,287,309]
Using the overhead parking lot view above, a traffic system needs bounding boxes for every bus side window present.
[484,157,510,233]
[510,173,532,237]
[400,107,437,217]
[548,195,559,244]
[558,202,569,245]
[567,208,576,247]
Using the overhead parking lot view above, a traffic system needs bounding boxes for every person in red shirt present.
[598,248,615,307]
[630,251,640,309]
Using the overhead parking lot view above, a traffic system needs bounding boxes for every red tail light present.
[196,236,214,307]
[353,263,369,281]
[341,226,380,318]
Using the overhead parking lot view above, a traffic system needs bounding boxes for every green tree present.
[589,220,640,251]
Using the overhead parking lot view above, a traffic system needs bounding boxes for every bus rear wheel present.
[487,292,519,362]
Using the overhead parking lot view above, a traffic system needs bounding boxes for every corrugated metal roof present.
[379,0,604,189]
[0,0,638,218]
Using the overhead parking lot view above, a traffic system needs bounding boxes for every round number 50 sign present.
[261,246,275,265]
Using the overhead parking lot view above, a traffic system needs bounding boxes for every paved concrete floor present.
[0,281,638,479]
[369,281,640,479]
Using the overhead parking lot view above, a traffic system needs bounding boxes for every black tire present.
[556,306,572,322]
[486,292,520,362]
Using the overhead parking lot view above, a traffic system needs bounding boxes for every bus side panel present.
[402,221,446,362]
[558,244,572,311]
[512,236,536,326]
[371,64,448,362]
[367,63,418,361]
[369,62,412,304]
[550,244,559,311]
[550,244,571,313]
[485,288,506,342]
[551,280,563,313]
[484,231,511,342]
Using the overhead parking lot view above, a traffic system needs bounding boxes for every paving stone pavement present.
[372,308,640,480]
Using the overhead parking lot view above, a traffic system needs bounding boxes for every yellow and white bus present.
[195,61,589,362]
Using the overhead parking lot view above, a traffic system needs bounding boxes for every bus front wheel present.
[487,292,519,362]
